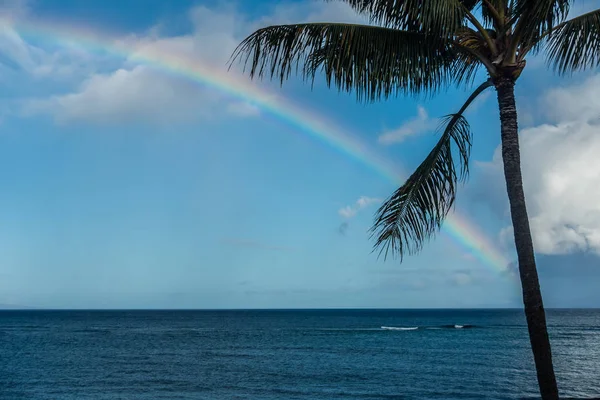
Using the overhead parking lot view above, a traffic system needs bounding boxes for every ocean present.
[1,309,599,399]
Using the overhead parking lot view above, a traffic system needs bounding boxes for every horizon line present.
[2,307,598,311]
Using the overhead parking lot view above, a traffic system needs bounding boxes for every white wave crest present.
[381,326,418,331]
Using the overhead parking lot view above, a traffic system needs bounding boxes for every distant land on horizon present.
[0,304,38,310]
[1,306,599,311]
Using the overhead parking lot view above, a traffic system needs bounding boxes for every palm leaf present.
[461,0,482,12]
[370,79,493,260]
[545,8,600,73]
[333,0,468,34]
[511,0,572,54]
[462,0,505,29]
[230,23,476,102]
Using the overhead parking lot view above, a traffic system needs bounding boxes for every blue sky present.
[1,0,599,309]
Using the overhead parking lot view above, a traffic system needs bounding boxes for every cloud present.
[378,106,438,145]
[21,8,247,125]
[23,65,235,125]
[541,74,600,124]
[481,73,600,256]
[20,1,362,125]
[0,23,36,71]
[337,196,381,235]
[338,207,354,219]
[0,16,105,83]
[338,196,381,219]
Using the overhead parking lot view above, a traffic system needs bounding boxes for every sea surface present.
[1,309,599,400]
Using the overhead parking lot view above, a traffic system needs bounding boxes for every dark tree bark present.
[496,77,559,400]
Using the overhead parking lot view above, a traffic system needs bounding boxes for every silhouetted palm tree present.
[231,1,600,398]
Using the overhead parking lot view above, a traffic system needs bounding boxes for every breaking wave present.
[439,324,475,329]
[381,324,476,331]
[381,326,419,331]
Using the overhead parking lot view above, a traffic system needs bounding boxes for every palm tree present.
[230,1,599,399]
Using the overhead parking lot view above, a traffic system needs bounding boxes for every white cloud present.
[338,206,356,219]
[484,73,600,255]
[0,11,104,83]
[0,24,36,71]
[378,106,438,145]
[339,196,381,219]
[20,1,363,126]
[0,23,109,118]
[23,66,230,125]
[22,14,244,124]
[542,74,600,124]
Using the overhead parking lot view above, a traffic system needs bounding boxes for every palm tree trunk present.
[495,77,559,400]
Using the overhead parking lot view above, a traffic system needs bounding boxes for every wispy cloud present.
[378,106,438,145]
[338,196,381,219]
[337,196,382,235]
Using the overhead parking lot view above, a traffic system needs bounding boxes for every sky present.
[0,0,599,309]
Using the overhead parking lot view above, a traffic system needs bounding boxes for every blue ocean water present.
[1,309,599,400]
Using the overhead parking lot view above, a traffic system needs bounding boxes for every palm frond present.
[333,0,468,34]
[545,8,600,73]
[230,23,477,102]
[511,0,572,54]
[461,0,482,12]
[370,79,493,260]
[455,26,492,58]
[481,0,507,28]
[452,50,483,86]
[459,0,504,29]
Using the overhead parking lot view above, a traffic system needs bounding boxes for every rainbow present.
[5,16,511,274]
